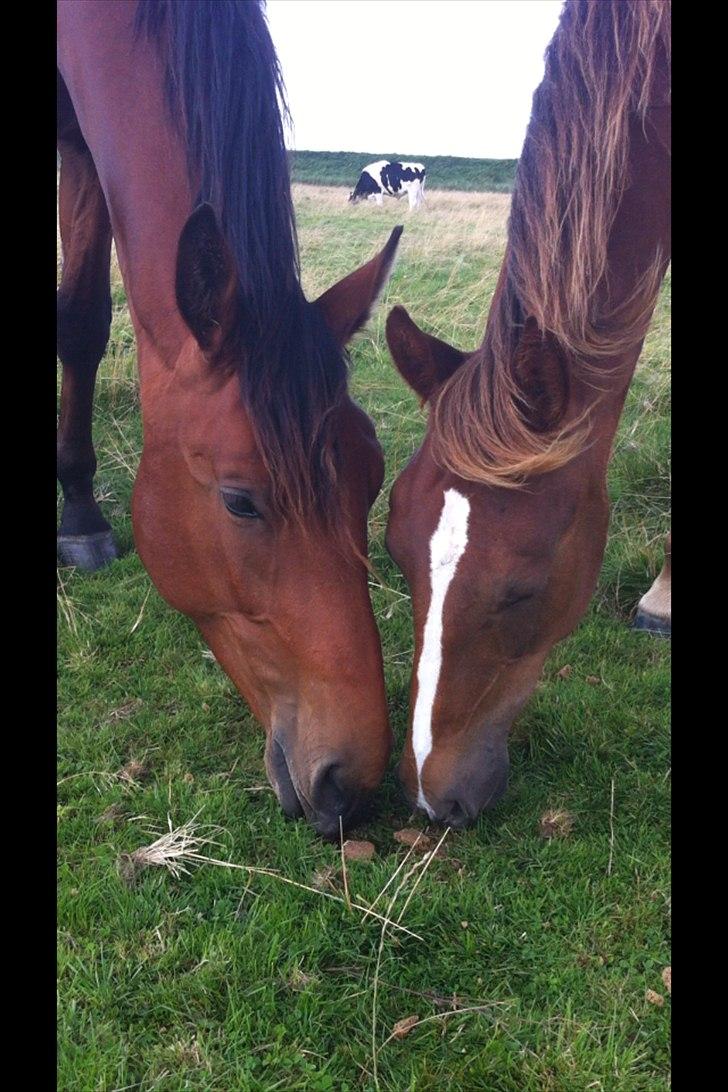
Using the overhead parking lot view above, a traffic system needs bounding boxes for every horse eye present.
[497,589,534,612]
[220,489,261,519]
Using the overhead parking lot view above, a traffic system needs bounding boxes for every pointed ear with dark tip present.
[314,225,403,347]
[512,318,570,432]
[175,203,238,352]
[385,305,468,402]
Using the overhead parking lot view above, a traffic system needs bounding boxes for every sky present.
[265,0,565,159]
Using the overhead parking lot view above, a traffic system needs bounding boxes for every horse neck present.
[570,100,671,455]
[58,2,201,395]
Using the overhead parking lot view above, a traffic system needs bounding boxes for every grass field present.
[58,185,671,1090]
[289,151,518,193]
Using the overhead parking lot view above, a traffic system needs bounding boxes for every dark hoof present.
[57,530,120,571]
[632,609,671,638]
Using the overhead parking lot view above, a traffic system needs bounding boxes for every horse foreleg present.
[633,530,671,637]
[57,124,117,571]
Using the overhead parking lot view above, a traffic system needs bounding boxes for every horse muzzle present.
[265,735,374,839]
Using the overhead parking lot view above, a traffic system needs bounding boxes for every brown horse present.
[384,0,670,826]
[57,0,402,838]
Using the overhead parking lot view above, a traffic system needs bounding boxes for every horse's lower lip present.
[312,792,375,841]
[268,737,304,819]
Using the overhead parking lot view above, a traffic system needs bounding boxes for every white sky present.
[265,0,565,159]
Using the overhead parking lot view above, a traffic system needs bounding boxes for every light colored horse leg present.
[633,531,671,637]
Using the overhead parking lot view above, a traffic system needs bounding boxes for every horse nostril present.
[309,762,374,839]
[310,763,347,820]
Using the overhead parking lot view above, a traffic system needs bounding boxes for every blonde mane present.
[433,0,671,487]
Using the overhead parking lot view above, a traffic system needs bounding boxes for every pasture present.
[58,185,671,1090]
[290,151,518,193]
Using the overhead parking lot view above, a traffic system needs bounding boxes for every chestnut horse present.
[385,0,670,826]
[57,0,402,837]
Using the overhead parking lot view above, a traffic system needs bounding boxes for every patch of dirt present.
[311,866,340,892]
[96,803,128,826]
[117,853,141,887]
[168,1037,207,1069]
[106,698,143,723]
[394,828,433,851]
[556,664,572,679]
[392,1014,420,1039]
[117,758,151,785]
[539,810,575,839]
[342,839,376,861]
[286,967,318,992]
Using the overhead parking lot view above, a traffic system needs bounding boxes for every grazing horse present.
[349,161,426,211]
[57,0,402,837]
[384,0,670,826]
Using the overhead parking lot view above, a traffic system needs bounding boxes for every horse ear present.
[175,203,237,352]
[314,226,403,346]
[385,305,468,402]
[513,318,570,432]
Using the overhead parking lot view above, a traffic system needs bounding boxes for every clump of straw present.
[118,814,421,940]
[118,813,224,886]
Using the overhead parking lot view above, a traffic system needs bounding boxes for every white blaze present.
[411,488,471,815]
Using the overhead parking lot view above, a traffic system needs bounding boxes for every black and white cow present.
[349,160,426,211]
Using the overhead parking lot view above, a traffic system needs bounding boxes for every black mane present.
[135,0,348,526]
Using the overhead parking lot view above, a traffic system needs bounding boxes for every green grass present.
[289,151,518,193]
[58,185,670,1091]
